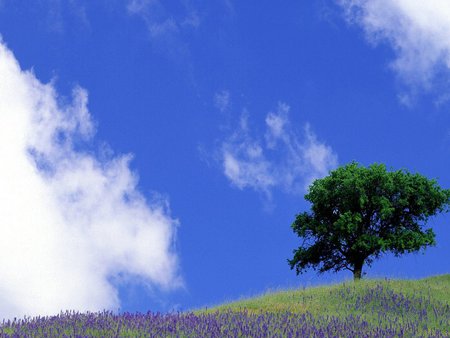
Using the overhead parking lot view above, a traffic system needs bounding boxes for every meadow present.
[0,274,448,337]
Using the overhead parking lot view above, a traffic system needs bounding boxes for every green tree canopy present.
[288,161,450,280]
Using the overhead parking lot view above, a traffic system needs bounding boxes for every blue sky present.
[0,0,449,318]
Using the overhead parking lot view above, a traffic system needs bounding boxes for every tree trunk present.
[353,260,364,281]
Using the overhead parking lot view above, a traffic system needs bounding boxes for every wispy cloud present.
[220,103,338,199]
[339,0,450,90]
[222,111,275,196]
[214,90,231,113]
[127,0,199,57]
[222,0,236,18]
[9,0,91,34]
[0,40,181,320]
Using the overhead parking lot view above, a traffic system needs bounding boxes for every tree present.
[288,161,450,280]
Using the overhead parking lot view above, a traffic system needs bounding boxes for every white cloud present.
[339,0,450,88]
[265,102,289,148]
[0,40,181,320]
[221,103,338,197]
[222,112,275,195]
[301,124,339,189]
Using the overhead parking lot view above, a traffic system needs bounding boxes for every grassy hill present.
[1,275,448,337]
[198,274,449,336]
[205,274,450,315]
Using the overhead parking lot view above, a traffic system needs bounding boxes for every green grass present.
[196,274,450,334]
[202,274,450,313]
[1,275,448,336]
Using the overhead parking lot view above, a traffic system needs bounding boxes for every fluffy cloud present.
[339,0,450,88]
[221,103,338,198]
[0,40,181,320]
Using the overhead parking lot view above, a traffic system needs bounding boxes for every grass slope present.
[199,274,450,335]
[1,275,448,337]
[206,274,450,314]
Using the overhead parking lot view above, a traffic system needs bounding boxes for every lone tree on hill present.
[288,161,450,280]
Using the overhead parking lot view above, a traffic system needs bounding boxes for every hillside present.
[206,274,450,314]
[197,274,450,336]
[0,275,448,337]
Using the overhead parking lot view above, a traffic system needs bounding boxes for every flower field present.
[1,275,448,337]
